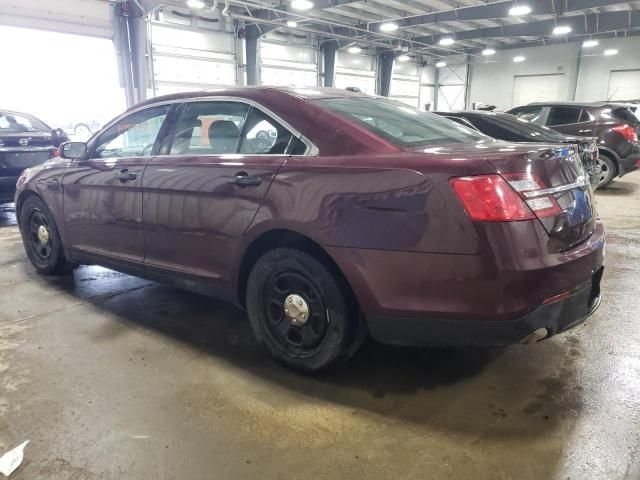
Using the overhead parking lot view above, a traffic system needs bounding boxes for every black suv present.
[507,102,640,187]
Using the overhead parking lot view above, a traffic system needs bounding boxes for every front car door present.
[62,104,172,265]
[142,99,304,298]
[545,106,596,136]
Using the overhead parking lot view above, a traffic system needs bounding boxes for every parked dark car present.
[507,102,640,187]
[14,88,604,372]
[0,110,67,204]
[434,110,601,188]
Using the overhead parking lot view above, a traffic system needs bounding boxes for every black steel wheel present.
[597,153,617,188]
[19,196,76,275]
[246,248,357,372]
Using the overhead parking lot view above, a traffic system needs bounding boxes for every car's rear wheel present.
[246,248,357,373]
[597,153,617,188]
[19,196,76,275]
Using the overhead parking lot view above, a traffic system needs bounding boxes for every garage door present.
[390,62,420,108]
[335,51,376,95]
[260,42,318,87]
[512,74,564,107]
[607,70,640,100]
[437,65,468,111]
[151,11,237,97]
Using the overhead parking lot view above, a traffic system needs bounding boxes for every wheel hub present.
[283,294,310,326]
[37,225,50,245]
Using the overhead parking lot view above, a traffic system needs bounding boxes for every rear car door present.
[62,104,172,264]
[545,106,596,136]
[142,99,300,291]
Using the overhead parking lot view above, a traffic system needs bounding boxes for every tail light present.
[450,173,562,222]
[611,124,638,142]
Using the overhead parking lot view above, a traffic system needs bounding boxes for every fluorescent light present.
[509,5,531,16]
[186,0,205,8]
[604,49,618,56]
[290,0,314,11]
[513,55,525,62]
[552,25,572,35]
[439,37,455,46]
[397,54,410,62]
[380,22,399,32]
[482,48,496,55]
[348,46,362,54]
[286,20,298,27]
[435,61,447,68]
[582,39,599,48]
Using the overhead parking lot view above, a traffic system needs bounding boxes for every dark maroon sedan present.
[15,87,604,372]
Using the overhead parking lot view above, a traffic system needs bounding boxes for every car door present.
[62,104,172,264]
[142,99,299,290]
[546,106,596,136]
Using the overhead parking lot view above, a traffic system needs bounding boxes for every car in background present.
[435,110,602,188]
[0,110,67,205]
[507,102,640,187]
[15,88,604,373]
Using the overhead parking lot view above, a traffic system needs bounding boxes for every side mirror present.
[51,128,69,147]
[60,141,87,160]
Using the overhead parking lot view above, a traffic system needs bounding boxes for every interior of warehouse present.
[1,1,640,479]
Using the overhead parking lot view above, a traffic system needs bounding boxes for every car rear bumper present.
[618,144,640,176]
[0,176,18,204]
[367,267,602,346]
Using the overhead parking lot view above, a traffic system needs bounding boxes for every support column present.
[321,41,337,87]
[377,51,395,97]
[433,66,440,110]
[114,1,149,107]
[245,31,260,86]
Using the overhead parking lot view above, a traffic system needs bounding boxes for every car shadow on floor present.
[37,265,583,440]
[596,180,639,196]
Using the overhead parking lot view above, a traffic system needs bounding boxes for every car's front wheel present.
[597,153,617,188]
[246,248,357,373]
[19,196,76,275]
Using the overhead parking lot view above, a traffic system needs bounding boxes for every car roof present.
[435,110,510,117]
[519,101,630,108]
[131,86,367,111]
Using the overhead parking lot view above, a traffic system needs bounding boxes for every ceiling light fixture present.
[186,0,205,8]
[439,37,455,46]
[582,39,599,48]
[552,25,572,35]
[380,22,399,32]
[291,0,314,11]
[482,48,496,55]
[513,55,525,62]
[604,49,618,56]
[286,20,298,27]
[397,54,410,62]
[348,45,362,54]
[509,5,531,16]
[435,61,447,68]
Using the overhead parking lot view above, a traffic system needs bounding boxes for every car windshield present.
[316,97,487,147]
[0,111,49,133]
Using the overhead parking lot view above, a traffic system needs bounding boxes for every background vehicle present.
[507,102,640,187]
[0,110,67,204]
[435,110,601,188]
[15,88,604,373]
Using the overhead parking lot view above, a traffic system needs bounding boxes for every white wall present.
[469,43,580,110]
[575,37,640,102]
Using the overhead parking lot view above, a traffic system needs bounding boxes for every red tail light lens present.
[612,124,638,142]
[450,175,536,222]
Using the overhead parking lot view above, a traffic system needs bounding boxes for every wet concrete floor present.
[1,175,640,479]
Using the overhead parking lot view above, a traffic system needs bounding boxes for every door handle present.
[116,169,137,182]
[227,171,262,187]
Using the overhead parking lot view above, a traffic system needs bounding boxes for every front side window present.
[317,97,486,147]
[546,107,582,126]
[93,105,170,158]
[169,102,250,155]
[510,106,545,124]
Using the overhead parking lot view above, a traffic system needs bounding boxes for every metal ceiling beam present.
[411,10,640,44]
[359,0,632,29]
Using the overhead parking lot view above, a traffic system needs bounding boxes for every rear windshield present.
[0,111,49,133]
[611,107,640,124]
[316,97,487,147]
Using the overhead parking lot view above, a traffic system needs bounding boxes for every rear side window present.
[546,107,581,126]
[238,109,294,155]
[316,97,486,147]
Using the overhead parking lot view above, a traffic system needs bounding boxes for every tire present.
[18,196,76,275]
[74,123,91,139]
[246,248,357,373]
[596,153,617,188]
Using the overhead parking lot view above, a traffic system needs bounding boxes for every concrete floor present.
[1,175,640,480]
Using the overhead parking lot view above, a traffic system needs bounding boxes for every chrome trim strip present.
[523,176,589,198]
[97,95,320,157]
